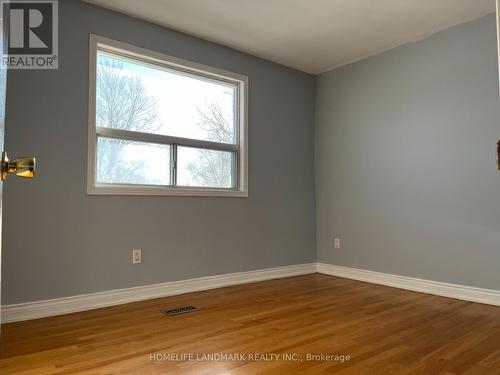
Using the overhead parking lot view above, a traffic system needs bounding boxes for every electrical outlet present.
[334,238,341,249]
[132,249,142,264]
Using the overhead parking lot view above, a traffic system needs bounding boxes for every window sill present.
[87,185,248,197]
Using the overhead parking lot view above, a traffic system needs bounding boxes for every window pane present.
[177,146,234,188]
[96,52,237,144]
[96,137,170,186]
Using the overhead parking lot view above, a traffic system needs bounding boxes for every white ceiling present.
[83,0,496,74]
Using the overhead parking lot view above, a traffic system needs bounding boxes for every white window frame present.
[87,34,248,197]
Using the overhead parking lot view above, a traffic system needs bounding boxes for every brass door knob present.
[1,151,36,181]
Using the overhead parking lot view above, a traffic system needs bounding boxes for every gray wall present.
[2,0,316,304]
[316,14,500,290]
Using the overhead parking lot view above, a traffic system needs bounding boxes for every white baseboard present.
[317,263,500,307]
[1,263,316,323]
[3,262,499,323]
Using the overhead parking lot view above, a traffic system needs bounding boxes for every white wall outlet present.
[132,249,142,264]
[334,238,341,249]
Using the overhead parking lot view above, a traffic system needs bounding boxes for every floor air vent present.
[163,306,198,316]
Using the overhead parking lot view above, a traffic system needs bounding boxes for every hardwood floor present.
[1,273,500,374]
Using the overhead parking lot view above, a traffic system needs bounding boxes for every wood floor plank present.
[1,273,500,374]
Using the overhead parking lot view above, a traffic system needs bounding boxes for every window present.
[87,35,248,196]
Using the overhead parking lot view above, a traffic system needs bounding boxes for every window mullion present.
[96,126,238,153]
[171,144,178,187]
